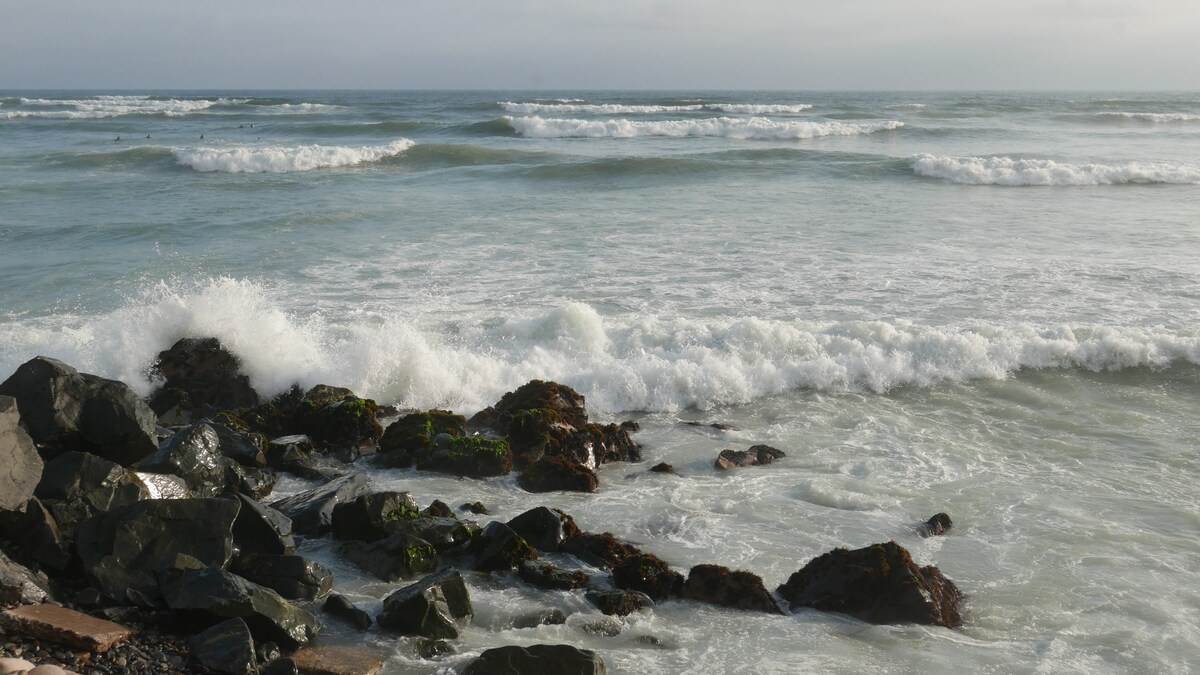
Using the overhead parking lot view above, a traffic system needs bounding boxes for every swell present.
[173,139,415,173]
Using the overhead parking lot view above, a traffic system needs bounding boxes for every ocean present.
[1,90,1198,673]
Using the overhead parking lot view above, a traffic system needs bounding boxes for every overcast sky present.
[3,0,1198,90]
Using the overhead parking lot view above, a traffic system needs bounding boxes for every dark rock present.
[512,608,567,629]
[518,561,590,591]
[0,396,42,511]
[379,410,465,457]
[269,474,370,536]
[233,465,276,500]
[394,516,480,553]
[919,513,953,537]
[560,423,641,466]
[134,423,237,497]
[257,641,282,666]
[161,567,321,650]
[222,493,296,557]
[293,387,382,451]
[189,617,257,675]
[0,356,158,465]
[470,521,538,572]
[579,617,621,637]
[506,507,581,553]
[151,337,259,415]
[418,639,453,659]
[775,541,963,627]
[378,570,472,639]
[331,491,420,542]
[266,435,347,481]
[231,554,333,601]
[74,497,240,606]
[649,462,676,475]
[714,445,786,470]
[0,497,72,571]
[681,564,782,613]
[261,657,300,675]
[423,500,455,518]
[339,532,438,582]
[211,422,267,468]
[465,407,497,433]
[493,380,589,429]
[462,501,489,515]
[585,589,654,616]
[323,594,371,630]
[0,549,53,605]
[36,451,149,515]
[612,554,684,601]
[518,456,598,493]
[505,407,576,467]
[560,533,641,570]
[620,420,640,432]
[420,436,513,478]
[464,644,605,675]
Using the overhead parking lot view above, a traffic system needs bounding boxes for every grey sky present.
[2,0,1198,89]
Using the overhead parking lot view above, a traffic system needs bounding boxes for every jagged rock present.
[0,549,53,605]
[579,617,622,637]
[681,564,781,613]
[560,533,641,570]
[223,494,295,557]
[190,617,257,675]
[234,466,276,500]
[419,436,512,478]
[0,356,158,465]
[0,396,42,511]
[323,594,371,630]
[493,380,588,429]
[464,644,606,675]
[518,457,598,493]
[470,521,538,572]
[512,608,567,629]
[269,474,370,536]
[36,451,149,516]
[612,554,684,601]
[585,589,654,616]
[714,445,785,470]
[378,570,472,639]
[379,410,465,458]
[151,337,259,415]
[919,513,953,537]
[518,561,590,591]
[293,387,382,451]
[134,423,235,497]
[74,498,240,606]
[339,532,438,582]
[232,554,333,601]
[506,507,581,553]
[331,492,420,542]
[161,567,320,650]
[775,541,963,627]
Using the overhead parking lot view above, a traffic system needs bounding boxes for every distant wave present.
[498,102,813,114]
[173,139,415,173]
[1092,112,1200,123]
[0,95,336,119]
[505,116,902,140]
[910,154,1200,186]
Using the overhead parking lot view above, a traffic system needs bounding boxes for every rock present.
[518,457,598,493]
[620,420,640,432]
[423,500,455,518]
[134,472,193,499]
[506,507,581,552]
[160,568,321,650]
[269,474,370,536]
[223,494,296,556]
[290,646,383,675]
[0,498,71,572]
[339,532,438,582]
[585,589,654,616]
[134,423,236,497]
[262,657,300,675]
[518,561,590,591]
[714,445,785,470]
[680,564,782,613]
[775,541,963,628]
[322,594,371,630]
[465,644,606,675]
[234,465,277,500]
[419,436,513,478]
[493,380,589,430]
[74,497,240,606]
[378,410,465,457]
[0,659,36,674]
[150,337,259,415]
[649,462,676,475]
[36,451,149,515]
[470,521,538,572]
[579,617,621,637]
[0,396,42,512]
[560,533,641,570]
[266,436,347,482]
[189,617,257,675]
[560,423,641,466]
[394,516,480,553]
[504,408,576,467]
[0,603,131,652]
[293,388,382,451]
[417,639,453,659]
[232,554,333,601]
[919,513,953,537]
[331,492,420,543]
[0,356,158,466]
[211,422,267,468]
[0,550,53,605]
[378,570,472,639]
[462,501,488,515]
[512,608,567,629]
[612,554,684,601]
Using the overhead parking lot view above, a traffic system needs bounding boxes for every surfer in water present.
[113,136,120,142]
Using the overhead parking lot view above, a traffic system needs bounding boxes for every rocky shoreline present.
[0,337,963,674]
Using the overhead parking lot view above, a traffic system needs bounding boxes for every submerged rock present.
[585,589,654,616]
[918,512,953,537]
[714,445,786,470]
[339,532,438,582]
[323,593,372,630]
[681,564,782,614]
[420,436,513,478]
[464,644,606,675]
[518,561,590,591]
[0,396,42,512]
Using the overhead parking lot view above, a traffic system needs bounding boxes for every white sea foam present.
[704,104,814,114]
[499,102,812,114]
[1092,112,1200,123]
[3,279,1198,415]
[3,95,232,119]
[910,154,1200,186]
[173,139,414,173]
[506,116,902,140]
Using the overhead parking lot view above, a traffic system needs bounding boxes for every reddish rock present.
[290,646,383,675]
[681,564,782,614]
[612,554,684,601]
[714,445,785,470]
[0,604,131,652]
[560,533,641,570]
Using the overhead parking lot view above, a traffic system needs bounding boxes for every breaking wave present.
[910,154,1200,186]
[173,139,415,173]
[505,116,902,140]
[498,102,813,114]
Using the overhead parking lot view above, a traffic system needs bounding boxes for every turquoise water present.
[2,91,1199,673]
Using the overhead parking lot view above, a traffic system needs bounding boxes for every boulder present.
[470,521,538,572]
[36,451,149,516]
[585,589,654,616]
[493,380,588,430]
[518,457,598,493]
[0,356,158,465]
[919,513,953,537]
[331,492,420,542]
[293,388,382,451]
[714,445,785,470]
[150,337,259,415]
[518,561,589,591]
[190,617,257,675]
[211,422,267,468]
[560,533,641,570]
[419,436,512,478]
[0,549,53,605]
[161,568,320,650]
[612,554,684,601]
[681,564,782,613]
[232,554,333,601]
[649,462,676,475]
[379,410,465,457]
[462,501,489,515]
[378,570,472,639]
[339,532,438,582]
[464,644,606,675]
[775,541,963,627]
[506,507,581,553]
[269,474,370,536]
[134,423,235,497]
[323,594,371,630]
[422,500,455,518]
[223,494,296,557]
[0,396,42,511]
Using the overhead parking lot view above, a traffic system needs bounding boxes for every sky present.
[2,0,1199,90]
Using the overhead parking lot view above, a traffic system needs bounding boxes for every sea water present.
[1,90,1198,673]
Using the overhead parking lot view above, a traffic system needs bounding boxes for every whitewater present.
[2,90,1199,673]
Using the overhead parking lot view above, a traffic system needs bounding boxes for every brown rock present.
[290,646,383,675]
[0,604,131,652]
[681,564,782,614]
[714,445,785,470]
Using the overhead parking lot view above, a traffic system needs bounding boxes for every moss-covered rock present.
[339,532,438,582]
[331,491,421,542]
[420,436,513,478]
[295,390,382,451]
[559,423,641,467]
[380,410,466,455]
[505,408,575,467]
[492,380,588,430]
[470,521,538,572]
[517,561,590,591]
[517,456,598,493]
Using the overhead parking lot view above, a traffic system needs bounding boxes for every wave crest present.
[173,139,415,173]
[910,154,1200,186]
[505,116,902,140]
[498,102,813,114]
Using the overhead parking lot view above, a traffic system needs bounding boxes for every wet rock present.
[420,436,513,478]
[134,472,193,500]
[189,617,257,675]
[681,564,782,613]
[293,388,382,451]
[379,410,465,458]
[290,646,383,675]
[234,465,276,500]
[422,500,455,518]
[417,639,453,659]
[378,570,472,639]
[339,532,438,582]
[323,594,371,630]
[506,506,581,553]
[0,396,42,512]
[266,435,347,482]
[505,408,576,467]
[134,423,237,497]
[612,554,684,601]
[512,608,567,629]
[150,337,259,416]
[493,380,588,430]
[775,541,963,628]
[648,462,676,475]
[518,456,598,493]
[0,356,158,466]
[261,657,300,675]
[160,568,321,650]
[470,522,538,572]
[462,501,489,515]
[394,516,480,553]
[919,512,953,537]
[211,422,267,468]
[464,644,606,675]
[331,491,420,543]
[231,554,333,601]
[36,451,149,516]
[270,474,370,536]
[686,421,735,431]
[714,445,786,470]
[560,533,641,570]
[585,589,654,616]
[0,603,131,652]
[560,423,641,466]
[518,561,590,591]
[0,498,71,572]
[223,493,296,556]
[579,617,621,637]
[0,550,53,605]
[620,420,640,432]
